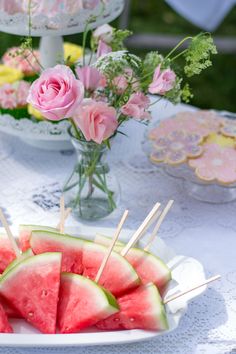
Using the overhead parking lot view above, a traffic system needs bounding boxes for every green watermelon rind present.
[126,247,172,282]
[61,272,119,312]
[147,283,169,330]
[2,248,33,276]
[0,252,62,285]
[31,230,85,249]
[83,241,140,286]
[19,224,57,233]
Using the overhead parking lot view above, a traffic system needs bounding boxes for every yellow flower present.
[0,65,23,86]
[28,104,44,120]
[64,42,83,64]
[205,133,235,147]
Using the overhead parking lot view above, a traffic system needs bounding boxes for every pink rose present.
[113,68,139,95]
[3,47,40,76]
[27,64,84,121]
[97,40,112,58]
[148,65,176,95]
[121,92,151,120]
[76,66,106,91]
[0,81,30,109]
[93,24,113,44]
[73,100,118,144]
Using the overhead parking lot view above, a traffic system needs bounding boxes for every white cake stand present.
[0,1,124,150]
[0,0,124,68]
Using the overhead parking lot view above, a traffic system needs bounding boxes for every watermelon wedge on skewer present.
[83,241,140,296]
[19,225,57,251]
[97,283,168,331]
[0,252,62,334]
[0,302,13,333]
[31,231,84,274]
[0,234,16,273]
[94,234,171,294]
[58,273,119,333]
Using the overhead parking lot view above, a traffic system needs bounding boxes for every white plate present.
[0,226,207,347]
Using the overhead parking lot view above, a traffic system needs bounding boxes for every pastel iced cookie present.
[148,110,222,141]
[189,143,236,184]
[206,133,235,148]
[150,130,203,165]
[220,119,236,138]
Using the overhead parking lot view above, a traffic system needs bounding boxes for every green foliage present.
[184,33,217,77]
[111,29,132,51]
[181,83,193,103]
[141,52,163,90]
[164,76,182,104]
[0,107,31,120]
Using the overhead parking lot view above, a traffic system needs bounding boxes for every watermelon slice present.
[97,283,168,331]
[2,248,33,276]
[83,242,140,296]
[30,230,84,274]
[94,234,171,294]
[58,273,119,333]
[0,252,62,334]
[0,296,21,318]
[0,302,13,333]
[19,224,57,251]
[0,234,16,273]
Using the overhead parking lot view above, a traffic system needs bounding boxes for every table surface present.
[0,99,235,354]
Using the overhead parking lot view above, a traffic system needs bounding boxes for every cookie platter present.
[145,110,236,203]
[0,200,219,347]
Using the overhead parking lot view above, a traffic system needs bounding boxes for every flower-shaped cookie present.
[206,133,235,148]
[148,110,221,140]
[150,130,203,165]
[220,119,236,138]
[189,143,236,184]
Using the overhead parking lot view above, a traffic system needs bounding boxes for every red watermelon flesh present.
[58,273,119,333]
[0,252,62,334]
[0,234,16,273]
[0,296,21,318]
[94,234,171,294]
[31,231,84,274]
[83,242,140,297]
[19,225,57,251]
[0,302,13,333]
[97,283,168,331]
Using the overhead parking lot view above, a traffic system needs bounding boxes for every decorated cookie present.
[189,143,236,184]
[206,133,235,148]
[150,130,203,165]
[220,119,236,138]
[148,110,222,141]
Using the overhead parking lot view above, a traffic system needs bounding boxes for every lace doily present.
[0,98,235,353]
[0,0,124,36]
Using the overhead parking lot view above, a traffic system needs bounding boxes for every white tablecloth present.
[0,100,235,354]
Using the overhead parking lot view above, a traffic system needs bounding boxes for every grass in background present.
[0,0,235,111]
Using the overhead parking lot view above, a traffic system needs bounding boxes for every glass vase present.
[63,129,120,221]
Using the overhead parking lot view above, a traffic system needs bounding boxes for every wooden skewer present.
[95,210,129,283]
[144,199,174,252]
[0,209,22,259]
[120,202,161,257]
[56,207,71,231]
[59,196,65,234]
[163,275,221,305]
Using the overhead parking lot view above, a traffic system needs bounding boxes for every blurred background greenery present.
[0,0,235,111]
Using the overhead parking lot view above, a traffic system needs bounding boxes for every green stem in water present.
[70,119,81,140]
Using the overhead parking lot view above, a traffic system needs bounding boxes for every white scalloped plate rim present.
[0,225,207,347]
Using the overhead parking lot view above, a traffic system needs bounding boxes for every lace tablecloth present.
[0,100,235,354]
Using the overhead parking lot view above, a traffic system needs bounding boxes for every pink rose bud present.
[121,92,151,120]
[76,66,106,91]
[97,40,112,58]
[148,64,176,95]
[113,75,128,95]
[27,64,84,121]
[93,24,114,44]
[73,100,118,144]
